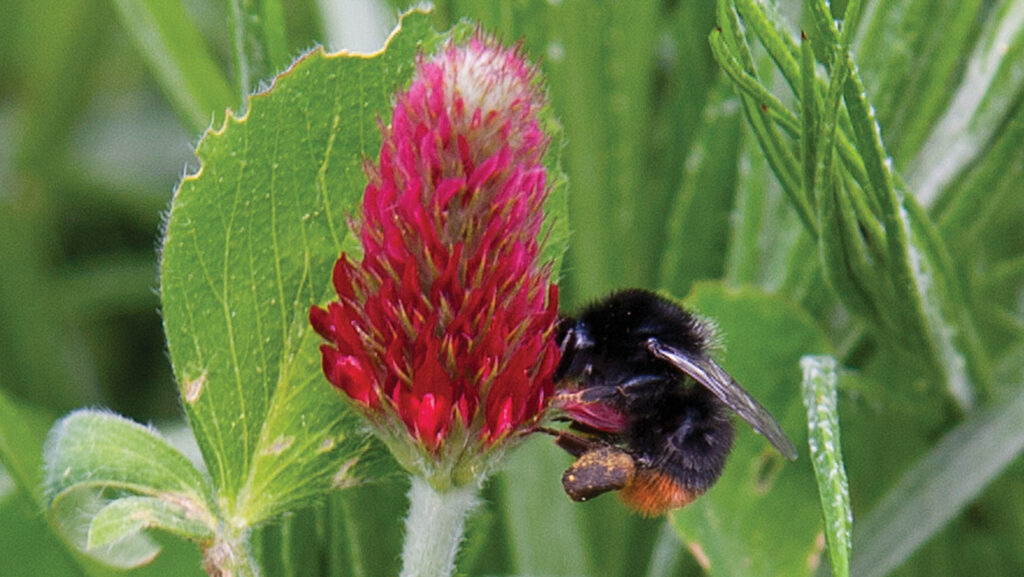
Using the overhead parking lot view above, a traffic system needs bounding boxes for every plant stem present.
[399,475,481,577]
[202,529,259,577]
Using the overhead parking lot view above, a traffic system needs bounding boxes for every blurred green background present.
[2,0,1023,576]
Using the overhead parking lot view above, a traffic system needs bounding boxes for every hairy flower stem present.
[399,475,481,577]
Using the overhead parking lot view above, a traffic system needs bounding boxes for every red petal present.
[331,255,357,300]
[415,393,451,449]
[309,305,334,340]
[486,396,514,442]
[554,393,628,433]
[321,346,377,408]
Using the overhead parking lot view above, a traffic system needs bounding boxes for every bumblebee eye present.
[558,321,594,352]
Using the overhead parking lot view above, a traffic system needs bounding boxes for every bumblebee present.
[548,289,797,515]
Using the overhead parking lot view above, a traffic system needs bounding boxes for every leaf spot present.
[807,532,826,572]
[264,435,295,455]
[130,509,157,523]
[331,457,360,489]
[316,437,336,454]
[184,373,207,404]
[160,492,215,528]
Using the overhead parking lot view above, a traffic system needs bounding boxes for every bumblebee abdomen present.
[628,387,735,494]
[619,469,699,517]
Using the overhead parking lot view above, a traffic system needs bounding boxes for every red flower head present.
[310,34,560,484]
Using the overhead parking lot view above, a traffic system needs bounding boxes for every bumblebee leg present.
[562,446,636,502]
[618,374,669,392]
[577,384,623,403]
[538,426,605,458]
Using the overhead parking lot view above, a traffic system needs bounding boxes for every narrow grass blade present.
[109,0,234,133]
[854,0,983,163]
[843,60,978,409]
[658,78,744,295]
[801,356,852,577]
[936,104,1024,247]
[906,1,1024,205]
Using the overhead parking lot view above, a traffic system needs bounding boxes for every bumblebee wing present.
[646,339,798,460]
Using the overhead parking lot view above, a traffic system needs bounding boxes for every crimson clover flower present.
[310,34,560,486]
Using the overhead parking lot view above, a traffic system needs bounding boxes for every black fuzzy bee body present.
[551,289,796,515]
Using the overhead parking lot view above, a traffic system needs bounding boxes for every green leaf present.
[850,387,1024,577]
[42,410,216,569]
[88,496,215,549]
[108,0,234,134]
[1,397,203,576]
[644,522,688,577]
[0,395,97,576]
[51,488,163,569]
[671,282,832,577]
[43,410,215,509]
[800,356,852,577]
[800,31,820,215]
[161,11,446,527]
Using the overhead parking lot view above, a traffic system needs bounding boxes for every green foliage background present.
[1,0,1023,576]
